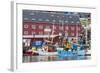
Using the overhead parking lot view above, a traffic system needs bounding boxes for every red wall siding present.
[23,22,83,37]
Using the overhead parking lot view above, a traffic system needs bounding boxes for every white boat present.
[85,50,91,55]
[37,49,58,56]
[39,51,58,56]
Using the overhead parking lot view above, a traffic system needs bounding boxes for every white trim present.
[23,35,58,38]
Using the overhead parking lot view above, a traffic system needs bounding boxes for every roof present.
[23,10,81,24]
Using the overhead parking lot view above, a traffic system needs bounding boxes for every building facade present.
[23,10,83,38]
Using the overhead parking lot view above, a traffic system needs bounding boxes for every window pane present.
[24,31,28,35]
[32,25,36,29]
[39,25,43,29]
[24,24,28,28]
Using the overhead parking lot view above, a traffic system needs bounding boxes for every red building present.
[23,22,82,37]
[23,10,83,39]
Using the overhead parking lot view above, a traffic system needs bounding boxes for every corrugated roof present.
[23,10,81,24]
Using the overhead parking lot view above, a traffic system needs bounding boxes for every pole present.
[85,19,88,45]
[51,21,55,43]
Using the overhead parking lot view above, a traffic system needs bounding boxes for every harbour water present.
[23,55,91,63]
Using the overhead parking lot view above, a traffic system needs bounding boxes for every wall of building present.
[23,22,83,37]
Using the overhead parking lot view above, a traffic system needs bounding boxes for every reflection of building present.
[23,10,83,38]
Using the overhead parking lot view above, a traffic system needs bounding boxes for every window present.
[59,20,62,23]
[76,21,80,24]
[71,26,75,31]
[39,25,43,29]
[63,16,65,17]
[65,26,69,30]
[24,17,28,20]
[32,25,36,29]
[24,24,28,28]
[71,21,74,23]
[51,14,54,17]
[65,21,68,23]
[45,19,49,22]
[57,16,59,17]
[39,32,43,35]
[77,27,81,31]
[69,16,72,18]
[59,26,63,30]
[32,18,35,21]
[38,18,42,21]
[52,20,56,23]
[44,32,50,35]
[71,32,75,36]
[45,25,50,29]
[32,31,36,35]
[54,26,56,29]
[24,31,28,35]
[30,12,34,15]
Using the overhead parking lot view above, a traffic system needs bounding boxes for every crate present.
[32,41,43,47]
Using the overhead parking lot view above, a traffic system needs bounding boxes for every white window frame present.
[24,24,28,28]
[24,31,28,35]
[32,25,36,29]
[38,25,43,29]
[71,26,75,31]
[39,31,43,35]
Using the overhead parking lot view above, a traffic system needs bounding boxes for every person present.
[71,38,78,52]
[63,39,71,51]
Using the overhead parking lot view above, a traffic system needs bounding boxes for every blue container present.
[32,41,43,47]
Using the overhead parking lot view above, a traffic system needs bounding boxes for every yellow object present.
[43,45,48,51]
[32,47,36,52]
[64,43,71,49]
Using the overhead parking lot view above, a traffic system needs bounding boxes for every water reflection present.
[23,55,91,63]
